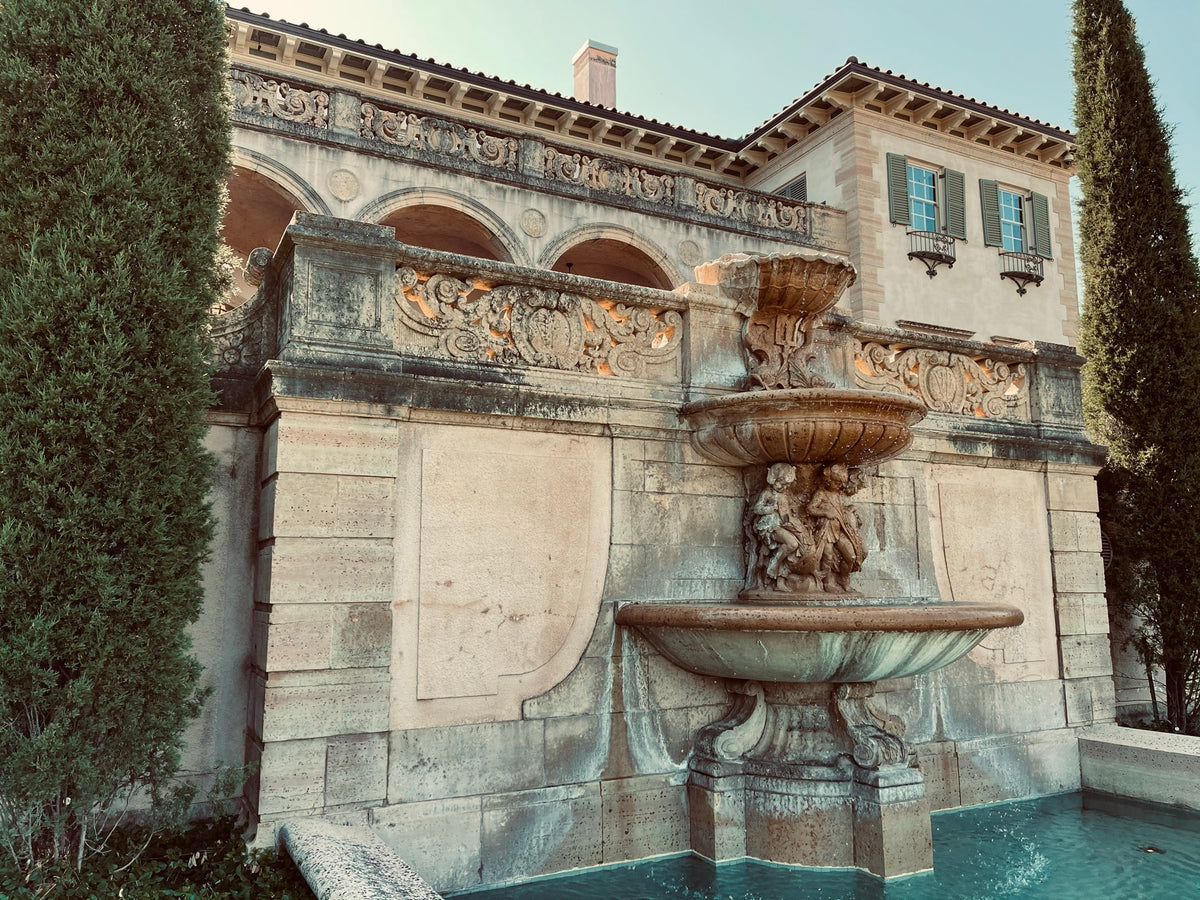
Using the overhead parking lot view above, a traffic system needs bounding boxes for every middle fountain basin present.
[616,600,1024,683]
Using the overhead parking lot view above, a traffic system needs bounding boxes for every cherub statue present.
[807,463,867,593]
[749,462,818,591]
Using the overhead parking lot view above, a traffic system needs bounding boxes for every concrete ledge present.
[1079,723,1200,812]
[280,819,444,900]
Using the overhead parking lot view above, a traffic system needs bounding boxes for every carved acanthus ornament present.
[210,288,276,377]
[394,268,682,378]
[693,183,811,236]
[854,341,1030,420]
[360,105,520,170]
[543,148,674,204]
[833,684,914,769]
[229,70,328,127]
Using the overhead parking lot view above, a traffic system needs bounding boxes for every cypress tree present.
[1074,0,1200,730]
[0,0,230,867]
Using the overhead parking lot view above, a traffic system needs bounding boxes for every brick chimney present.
[572,39,617,108]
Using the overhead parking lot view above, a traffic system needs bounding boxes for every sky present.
[238,0,1199,241]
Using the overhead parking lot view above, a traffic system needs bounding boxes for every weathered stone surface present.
[955,729,1080,806]
[388,720,546,803]
[744,784,854,868]
[1045,471,1101,512]
[1052,551,1106,594]
[271,473,396,539]
[935,676,1066,741]
[1064,675,1117,726]
[481,785,603,883]
[261,669,390,741]
[1048,510,1102,553]
[262,538,394,605]
[915,741,962,811]
[255,738,327,817]
[851,768,932,878]
[600,775,689,863]
[1079,724,1200,811]
[280,819,443,900]
[372,797,483,894]
[325,734,388,807]
[1061,634,1114,680]
[272,413,400,477]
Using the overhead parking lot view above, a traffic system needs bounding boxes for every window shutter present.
[886,153,910,226]
[1029,192,1052,259]
[778,173,807,203]
[979,179,1002,247]
[944,169,966,240]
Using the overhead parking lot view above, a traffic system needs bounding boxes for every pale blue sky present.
[241,0,1198,241]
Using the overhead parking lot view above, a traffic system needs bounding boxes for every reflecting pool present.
[452,793,1200,899]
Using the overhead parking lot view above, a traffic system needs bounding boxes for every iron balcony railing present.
[998,250,1044,295]
[906,230,956,278]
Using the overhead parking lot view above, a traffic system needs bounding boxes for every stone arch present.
[359,189,528,266]
[539,225,682,290]
[223,148,328,305]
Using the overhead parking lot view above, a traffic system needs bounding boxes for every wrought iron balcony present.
[906,230,956,278]
[998,250,1044,295]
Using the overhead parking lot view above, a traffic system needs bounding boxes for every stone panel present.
[955,730,1079,806]
[936,676,1066,740]
[271,473,395,538]
[392,423,610,728]
[523,657,613,720]
[932,467,1058,682]
[1045,471,1100,513]
[387,719,546,803]
[744,785,854,868]
[371,796,483,894]
[1064,675,1117,727]
[481,785,603,883]
[1079,724,1200,811]
[1052,551,1106,594]
[1048,510,1102,553]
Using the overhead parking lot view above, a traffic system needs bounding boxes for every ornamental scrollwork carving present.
[744,312,832,390]
[833,684,914,770]
[360,105,519,170]
[854,341,1030,420]
[210,289,275,377]
[229,69,328,128]
[693,183,811,236]
[394,268,681,378]
[543,148,674,205]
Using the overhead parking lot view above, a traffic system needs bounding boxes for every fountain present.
[614,251,1023,877]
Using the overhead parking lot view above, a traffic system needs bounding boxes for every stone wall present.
[193,215,1113,893]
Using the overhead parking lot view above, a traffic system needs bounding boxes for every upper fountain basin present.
[694,250,857,317]
[681,388,926,468]
[616,600,1024,683]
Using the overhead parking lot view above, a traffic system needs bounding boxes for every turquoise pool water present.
[453,793,1200,899]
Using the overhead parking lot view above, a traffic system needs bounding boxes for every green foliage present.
[0,0,231,868]
[0,816,315,899]
[1074,0,1200,731]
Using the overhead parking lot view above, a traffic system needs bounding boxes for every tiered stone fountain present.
[615,251,1023,877]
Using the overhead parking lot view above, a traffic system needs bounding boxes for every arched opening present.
[221,166,306,307]
[550,239,673,290]
[380,205,512,262]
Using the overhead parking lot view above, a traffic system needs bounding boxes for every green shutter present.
[778,173,807,203]
[1029,191,1052,259]
[979,179,1002,247]
[886,153,910,226]
[944,169,966,240]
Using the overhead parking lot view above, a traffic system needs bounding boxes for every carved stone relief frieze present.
[543,148,675,204]
[360,104,519,170]
[394,268,682,378]
[229,69,328,128]
[693,183,812,236]
[855,341,1030,420]
[744,312,832,390]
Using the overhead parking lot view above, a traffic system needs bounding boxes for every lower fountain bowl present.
[615,600,1024,683]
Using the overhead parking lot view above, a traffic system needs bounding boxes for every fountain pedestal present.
[616,250,1023,878]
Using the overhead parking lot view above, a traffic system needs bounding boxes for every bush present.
[0,817,315,899]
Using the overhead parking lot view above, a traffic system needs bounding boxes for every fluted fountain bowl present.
[616,600,1024,683]
[682,388,926,468]
[694,250,857,317]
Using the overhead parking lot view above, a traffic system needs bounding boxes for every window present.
[998,188,1024,251]
[907,164,938,232]
[886,153,966,240]
[979,180,1052,259]
[777,173,807,203]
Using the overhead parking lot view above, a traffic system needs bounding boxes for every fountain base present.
[686,680,933,878]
